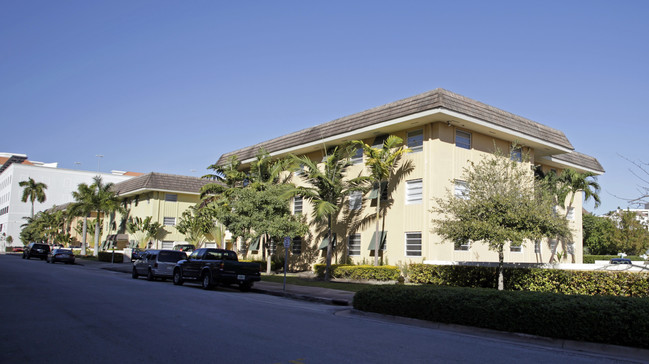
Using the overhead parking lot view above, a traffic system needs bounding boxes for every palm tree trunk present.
[31,200,35,219]
[374,191,381,266]
[325,215,333,281]
[498,247,504,291]
[81,216,88,256]
[265,234,271,274]
[93,211,100,257]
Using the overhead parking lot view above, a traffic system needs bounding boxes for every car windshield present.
[53,249,71,254]
[158,251,186,262]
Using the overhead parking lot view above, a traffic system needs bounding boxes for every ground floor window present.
[348,234,361,256]
[292,237,302,255]
[161,241,173,249]
[405,232,422,257]
[454,240,470,251]
[510,243,522,253]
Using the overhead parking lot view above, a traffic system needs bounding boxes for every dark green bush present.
[409,264,649,297]
[314,264,400,281]
[97,252,124,263]
[583,255,645,264]
[353,285,649,348]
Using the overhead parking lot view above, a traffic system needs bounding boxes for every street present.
[0,254,643,363]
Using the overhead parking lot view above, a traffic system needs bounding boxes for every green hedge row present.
[583,255,646,264]
[97,252,124,263]
[408,264,649,297]
[353,285,649,349]
[314,264,400,281]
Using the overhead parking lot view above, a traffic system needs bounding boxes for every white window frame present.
[454,180,469,199]
[407,129,423,153]
[405,179,423,205]
[349,190,363,210]
[293,196,303,215]
[165,193,178,202]
[348,234,361,256]
[405,232,422,257]
[455,130,471,149]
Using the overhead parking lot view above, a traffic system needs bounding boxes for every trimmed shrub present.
[409,264,649,297]
[314,264,400,281]
[97,252,124,263]
[583,255,645,264]
[353,285,649,349]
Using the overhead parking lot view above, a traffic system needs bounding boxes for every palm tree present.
[71,182,97,255]
[19,178,48,218]
[288,144,365,281]
[355,135,412,266]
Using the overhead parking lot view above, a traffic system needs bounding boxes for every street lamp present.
[96,155,104,172]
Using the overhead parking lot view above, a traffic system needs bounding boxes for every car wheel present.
[239,282,253,292]
[173,269,184,285]
[201,272,213,290]
[147,269,154,281]
[22,254,26,259]
[26,254,30,260]
[132,267,139,279]
[41,257,47,261]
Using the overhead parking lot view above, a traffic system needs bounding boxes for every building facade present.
[216,89,604,266]
[0,153,138,248]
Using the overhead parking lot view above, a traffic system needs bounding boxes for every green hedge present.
[242,259,284,272]
[97,252,124,263]
[314,264,400,281]
[353,285,649,349]
[409,264,649,297]
[583,255,646,264]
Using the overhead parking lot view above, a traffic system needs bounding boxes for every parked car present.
[173,244,196,253]
[172,248,261,291]
[132,250,187,281]
[47,249,75,264]
[22,243,50,260]
[131,248,145,262]
[12,247,24,253]
[610,258,632,264]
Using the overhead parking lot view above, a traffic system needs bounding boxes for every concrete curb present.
[342,309,649,362]
[252,287,350,306]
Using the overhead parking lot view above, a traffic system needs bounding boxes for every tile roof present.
[551,151,605,173]
[112,172,213,196]
[217,88,575,165]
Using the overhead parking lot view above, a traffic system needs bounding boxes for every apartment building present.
[216,89,604,265]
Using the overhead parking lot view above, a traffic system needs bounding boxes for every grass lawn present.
[261,274,377,293]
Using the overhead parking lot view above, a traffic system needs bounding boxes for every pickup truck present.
[172,248,261,291]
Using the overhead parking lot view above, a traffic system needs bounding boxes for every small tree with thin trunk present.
[432,150,571,290]
[19,178,47,219]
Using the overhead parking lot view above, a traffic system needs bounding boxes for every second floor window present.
[405,179,423,204]
[165,193,178,202]
[350,148,363,164]
[407,129,423,152]
[510,147,522,162]
[293,196,303,214]
[455,130,471,149]
[349,190,363,210]
[163,217,176,226]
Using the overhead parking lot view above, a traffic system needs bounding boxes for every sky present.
[2,0,648,215]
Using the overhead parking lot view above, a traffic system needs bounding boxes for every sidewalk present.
[77,258,355,306]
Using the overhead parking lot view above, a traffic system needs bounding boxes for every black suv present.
[23,243,51,260]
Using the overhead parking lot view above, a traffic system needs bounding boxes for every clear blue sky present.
[2,0,648,214]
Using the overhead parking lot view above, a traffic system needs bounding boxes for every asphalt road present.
[0,254,644,364]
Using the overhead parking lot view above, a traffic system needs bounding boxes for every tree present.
[126,216,163,249]
[432,151,571,290]
[582,213,617,255]
[71,181,98,255]
[19,178,47,219]
[354,135,412,266]
[176,206,213,248]
[612,210,649,255]
[288,144,365,280]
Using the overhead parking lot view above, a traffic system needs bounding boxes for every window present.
[165,193,178,202]
[348,234,361,256]
[161,241,174,249]
[163,217,176,226]
[454,180,469,199]
[455,130,471,149]
[405,179,423,205]
[293,196,303,214]
[454,240,470,251]
[292,237,302,255]
[566,207,575,220]
[349,190,363,210]
[372,134,389,148]
[510,243,522,253]
[405,232,422,257]
[350,148,363,164]
[510,147,522,162]
[407,129,423,152]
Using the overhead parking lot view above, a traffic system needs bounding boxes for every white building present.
[0,153,140,249]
